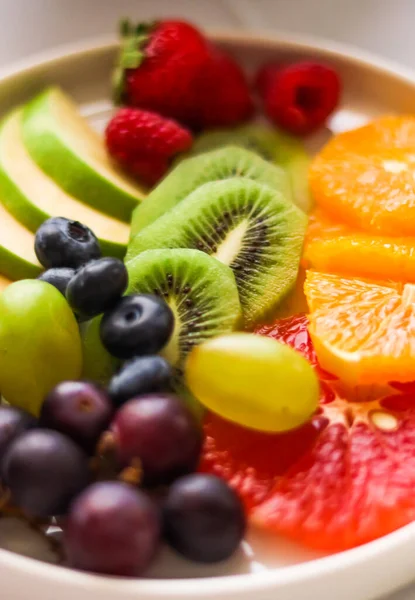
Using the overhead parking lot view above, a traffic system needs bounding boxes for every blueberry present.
[38,267,76,296]
[40,381,113,453]
[100,294,174,360]
[108,356,173,405]
[35,217,101,269]
[66,258,128,319]
[163,474,246,563]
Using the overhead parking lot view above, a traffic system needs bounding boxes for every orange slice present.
[305,270,415,385]
[305,208,352,244]
[310,116,415,236]
[304,234,415,282]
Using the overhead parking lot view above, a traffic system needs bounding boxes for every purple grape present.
[3,429,90,517]
[163,474,246,563]
[65,481,161,576]
[40,381,113,453]
[112,394,202,484]
[0,406,37,465]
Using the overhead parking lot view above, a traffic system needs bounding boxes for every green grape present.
[80,316,119,386]
[185,333,319,433]
[0,280,82,415]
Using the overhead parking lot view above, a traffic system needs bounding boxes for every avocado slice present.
[0,197,40,280]
[0,109,129,259]
[22,87,145,222]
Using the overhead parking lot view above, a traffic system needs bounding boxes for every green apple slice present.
[0,274,11,292]
[22,87,145,222]
[0,109,129,258]
[0,196,40,280]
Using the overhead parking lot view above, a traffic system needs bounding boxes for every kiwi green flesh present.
[127,178,308,327]
[126,248,242,372]
[191,125,278,161]
[129,145,291,238]
[190,124,312,213]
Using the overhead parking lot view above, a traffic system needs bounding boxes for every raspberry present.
[256,61,341,135]
[105,108,193,187]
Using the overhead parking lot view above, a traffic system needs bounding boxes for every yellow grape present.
[185,333,319,432]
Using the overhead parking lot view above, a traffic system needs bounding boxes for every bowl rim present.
[1,29,415,598]
[1,28,415,88]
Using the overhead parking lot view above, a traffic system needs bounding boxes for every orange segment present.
[310,116,415,236]
[305,270,415,385]
[304,235,415,282]
[305,208,353,244]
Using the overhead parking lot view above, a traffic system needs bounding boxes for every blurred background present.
[0,0,414,69]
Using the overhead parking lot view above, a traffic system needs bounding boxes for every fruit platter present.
[1,18,415,600]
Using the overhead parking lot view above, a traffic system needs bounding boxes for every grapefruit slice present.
[254,386,415,550]
[310,116,415,236]
[200,314,415,551]
[305,271,415,385]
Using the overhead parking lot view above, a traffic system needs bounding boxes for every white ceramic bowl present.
[1,31,415,600]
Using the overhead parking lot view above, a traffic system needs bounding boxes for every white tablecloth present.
[1,1,414,598]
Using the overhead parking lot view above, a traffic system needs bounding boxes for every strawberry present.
[255,63,281,97]
[256,61,341,135]
[113,19,210,126]
[105,108,193,187]
[191,48,255,129]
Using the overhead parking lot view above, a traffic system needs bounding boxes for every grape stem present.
[119,458,143,487]
[0,487,11,512]
[92,431,121,481]
[96,430,116,456]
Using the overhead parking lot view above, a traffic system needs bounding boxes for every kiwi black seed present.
[190,124,312,213]
[127,178,307,327]
[129,146,291,238]
[126,249,242,377]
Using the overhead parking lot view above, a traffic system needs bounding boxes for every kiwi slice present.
[126,248,242,373]
[127,178,307,327]
[191,125,278,161]
[190,124,312,213]
[129,146,291,238]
